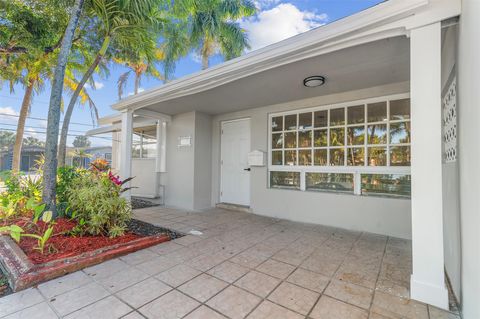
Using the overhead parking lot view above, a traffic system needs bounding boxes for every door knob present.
[244,168,251,171]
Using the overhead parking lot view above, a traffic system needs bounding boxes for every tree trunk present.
[58,36,110,167]
[201,52,209,70]
[134,71,140,95]
[11,79,35,172]
[42,0,84,213]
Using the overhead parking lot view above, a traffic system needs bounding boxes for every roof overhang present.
[108,0,459,115]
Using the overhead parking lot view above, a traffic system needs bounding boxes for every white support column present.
[120,110,133,200]
[155,121,162,173]
[410,22,448,309]
[160,121,167,172]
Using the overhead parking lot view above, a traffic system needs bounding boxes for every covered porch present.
[87,0,461,311]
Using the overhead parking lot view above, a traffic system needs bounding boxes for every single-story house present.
[87,0,480,316]
[0,146,44,172]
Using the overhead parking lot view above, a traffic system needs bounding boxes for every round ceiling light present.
[303,76,326,88]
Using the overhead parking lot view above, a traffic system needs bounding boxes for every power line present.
[0,122,91,134]
[0,94,50,105]
[0,112,96,127]
[0,127,115,141]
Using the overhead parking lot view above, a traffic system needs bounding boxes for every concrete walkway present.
[0,207,459,319]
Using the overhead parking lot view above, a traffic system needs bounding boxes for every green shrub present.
[56,166,81,204]
[66,170,131,237]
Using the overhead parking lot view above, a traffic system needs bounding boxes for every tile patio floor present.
[0,207,460,319]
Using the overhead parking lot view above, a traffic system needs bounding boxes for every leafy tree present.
[0,131,16,151]
[72,135,91,147]
[23,136,45,147]
[42,0,85,212]
[0,0,70,172]
[174,0,256,69]
[57,0,169,166]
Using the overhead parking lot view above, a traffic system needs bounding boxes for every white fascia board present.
[86,117,159,136]
[111,0,459,113]
[111,0,429,112]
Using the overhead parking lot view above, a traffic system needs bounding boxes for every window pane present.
[272,151,282,165]
[368,147,387,166]
[347,105,365,124]
[361,174,411,197]
[367,124,387,144]
[314,149,327,166]
[390,146,411,166]
[347,126,365,145]
[314,110,328,128]
[298,130,312,147]
[284,132,297,148]
[272,133,283,149]
[330,127,345,146]
[367,102,387,122]
[390,98,410,120]
[390,122,410,144]
[299,112,312,129]
[285,114,297,130]
[314,129,327,147]
[270,171,300,189]
[330,108,345,126]
[298,150,312,165]
[330,148,345,166]
[347,147,365,166]
[306,173,354,193]
[272,116,283,132]
[284,150,297,166]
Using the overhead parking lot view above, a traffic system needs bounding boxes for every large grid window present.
[269,95,411,198]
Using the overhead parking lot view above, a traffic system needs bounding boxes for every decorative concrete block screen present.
[443,77,457,163]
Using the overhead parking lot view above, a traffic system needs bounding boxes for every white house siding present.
[440,23,462,302]
[211,81,412,239]
[458,0,480,317]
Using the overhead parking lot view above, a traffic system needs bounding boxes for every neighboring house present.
[0,146,44,172]
[87,0,480,316]
[65,146,112,169]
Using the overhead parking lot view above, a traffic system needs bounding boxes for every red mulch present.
[4,218,142,264]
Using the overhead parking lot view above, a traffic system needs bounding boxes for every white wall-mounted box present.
[248,150,265,166]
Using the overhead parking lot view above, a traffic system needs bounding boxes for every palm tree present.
[57,0,168,167]
[174,0,256,70]
[42,0,85,212]
[115,46,164,99]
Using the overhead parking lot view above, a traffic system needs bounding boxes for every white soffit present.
[111,0,460,114]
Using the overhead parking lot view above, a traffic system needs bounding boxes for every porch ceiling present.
[143,36,410,116]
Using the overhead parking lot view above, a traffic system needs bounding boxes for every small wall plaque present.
[178,136,192,147]
[248,150,265,166]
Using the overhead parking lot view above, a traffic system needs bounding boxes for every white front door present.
[221,119,251,206]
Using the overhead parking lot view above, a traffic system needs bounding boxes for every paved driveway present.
[0,207,459,319]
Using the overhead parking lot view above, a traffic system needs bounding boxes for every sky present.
[0,0,383,147]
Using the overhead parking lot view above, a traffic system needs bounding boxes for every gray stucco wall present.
[211,82,412,239]
[193,112,213,209]
[165,111,196,209]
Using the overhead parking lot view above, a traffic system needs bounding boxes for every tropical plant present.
[66,170,131,237]
[56,166,80,204]
[173,0,256,70]
[0,225,24,243]
[21,210,54,254]
[57,0,169,166]
[42,0,85,213]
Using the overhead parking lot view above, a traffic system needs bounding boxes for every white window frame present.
[268,93,411,196]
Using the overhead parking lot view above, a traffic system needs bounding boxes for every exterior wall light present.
[303,76,326,87]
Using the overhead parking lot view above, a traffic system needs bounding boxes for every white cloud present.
[0,106,19,122]
[85,81,104,90]
[128,88,145,96]
[241,3,328,51]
